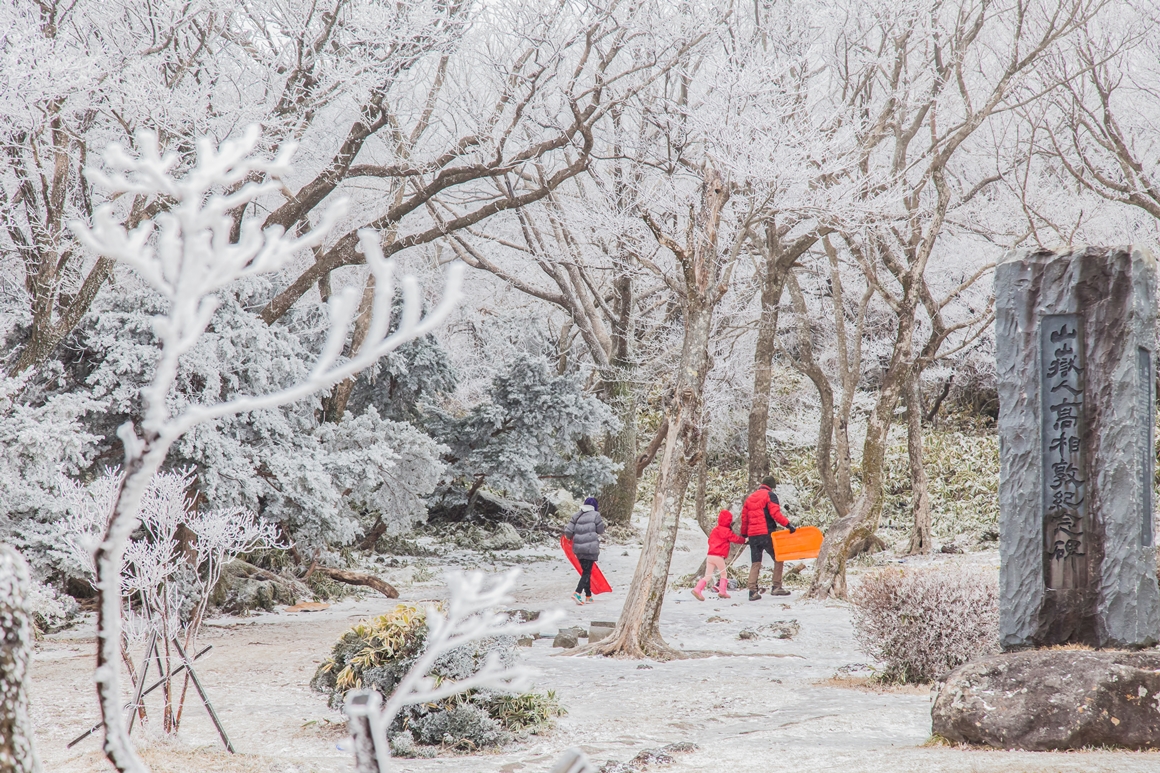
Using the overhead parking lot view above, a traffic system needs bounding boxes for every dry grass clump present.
[851,564,998,684]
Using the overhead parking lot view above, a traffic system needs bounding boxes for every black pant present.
[576,558,595,595]
[748,534,776,563]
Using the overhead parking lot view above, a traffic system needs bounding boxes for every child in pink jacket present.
[693,510,745,600]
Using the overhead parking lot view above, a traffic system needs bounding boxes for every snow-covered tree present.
[0,544,41,773]
[430,354,616,512]
[65,125,461,773]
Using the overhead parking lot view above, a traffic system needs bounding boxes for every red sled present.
[560,536,612,594]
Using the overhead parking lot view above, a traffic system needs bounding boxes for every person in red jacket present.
[692,509,746,600]
[742,475,795,600]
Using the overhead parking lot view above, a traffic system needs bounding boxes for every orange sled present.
[560,536,612,594]
[771,526,824,561]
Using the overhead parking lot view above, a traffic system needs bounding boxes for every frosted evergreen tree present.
[429,354,616,515]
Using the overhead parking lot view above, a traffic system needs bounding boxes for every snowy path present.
[30,522,1160,772]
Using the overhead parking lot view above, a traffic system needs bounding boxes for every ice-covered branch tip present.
[170,233,463,438]
[73,125,321,303]
[382,569,560,720]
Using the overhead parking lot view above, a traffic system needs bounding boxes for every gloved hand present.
[787,523,797,534]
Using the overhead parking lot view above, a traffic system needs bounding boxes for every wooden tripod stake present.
[67,635,232,752]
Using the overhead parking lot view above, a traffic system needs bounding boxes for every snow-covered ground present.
[30,516,1159,773]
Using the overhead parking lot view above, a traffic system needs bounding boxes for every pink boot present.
[717,578,730,598]
[692,579,707,601]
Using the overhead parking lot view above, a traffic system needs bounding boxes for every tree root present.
[569,628,686,661]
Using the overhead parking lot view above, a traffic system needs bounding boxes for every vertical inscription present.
[1042,314,1087,589]
[1140,347,1154,547]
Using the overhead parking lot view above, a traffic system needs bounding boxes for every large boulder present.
[932,650,1160,750]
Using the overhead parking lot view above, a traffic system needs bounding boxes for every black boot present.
[748,590,762,601]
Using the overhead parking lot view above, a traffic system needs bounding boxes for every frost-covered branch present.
[0,544,42,773]
[68,127,463,773]
[342,569,562,773]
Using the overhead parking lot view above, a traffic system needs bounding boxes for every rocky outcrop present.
[553,627,585,648]
[932,650,1160,750]
[211,560,303,613]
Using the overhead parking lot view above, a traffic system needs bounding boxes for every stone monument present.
[995,245,1160,649]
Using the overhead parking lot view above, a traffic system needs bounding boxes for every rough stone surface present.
[932,650,1160,750]
[480,522,524,551]
[759,620,800,640]
[995,246,1160,649]
[552,629,579,649]
[598,742,698,772]
[212,561,300,613]
[509,608,541,623]
[588,622,615,643]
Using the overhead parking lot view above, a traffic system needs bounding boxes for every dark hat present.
[761,475,778,488]
[584,497,598,509]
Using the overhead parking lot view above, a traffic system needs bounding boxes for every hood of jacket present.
[580,504,596,513]
[717,510,734,527]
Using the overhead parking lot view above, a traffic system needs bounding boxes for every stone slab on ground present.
[932,649,1160,750]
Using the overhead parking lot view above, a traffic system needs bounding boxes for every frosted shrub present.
[59,468,279,731]
[313,584,562,754]
[851,564,998,684]
[25,579,78,634]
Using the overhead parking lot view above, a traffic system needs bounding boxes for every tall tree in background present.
[593,165,746,657]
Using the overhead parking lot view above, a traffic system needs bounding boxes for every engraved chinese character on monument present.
[1041,315,1087,590]
[1139,347,1154,549]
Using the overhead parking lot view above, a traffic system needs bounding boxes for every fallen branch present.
[312,567,399,599]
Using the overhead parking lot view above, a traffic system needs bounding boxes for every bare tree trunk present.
[746,226,817,490]
[322,276,377,422]
[0,545,42,773]
[746,248,785,490]
[593,311,709,658]
[784,271,850,517]
[593,166,733,658]
[806,302,916,600]
[95,445,169,773]
[599,401,638,528]
[598,273,638,527]
[905,369,933,555]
